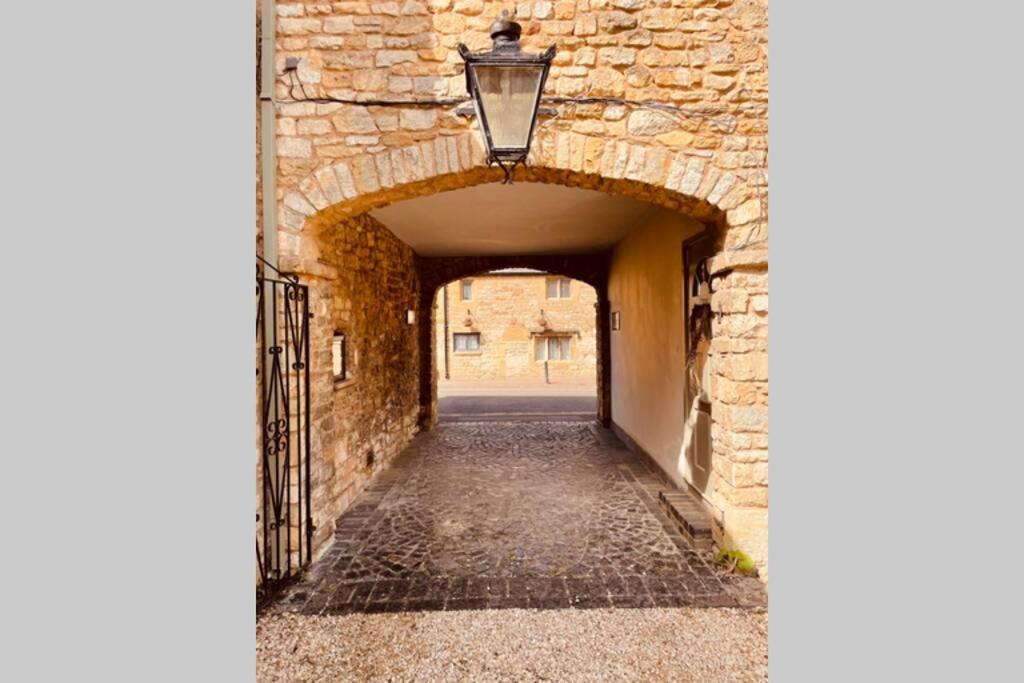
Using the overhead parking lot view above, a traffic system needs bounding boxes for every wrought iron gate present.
[257,260,313,599]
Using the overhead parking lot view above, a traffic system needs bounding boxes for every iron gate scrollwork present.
[257,259,314,600]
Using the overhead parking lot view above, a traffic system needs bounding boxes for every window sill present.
[333,375,359,391]
[453,350,483,356]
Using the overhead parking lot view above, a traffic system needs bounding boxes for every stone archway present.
[278,132,763,273]
[417,254,611,430]
[280,135,767,573]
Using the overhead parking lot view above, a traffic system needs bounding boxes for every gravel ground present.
[257,607,767,682]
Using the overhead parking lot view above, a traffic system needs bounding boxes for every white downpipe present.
[259,0,283,579]
[260,0,277,270]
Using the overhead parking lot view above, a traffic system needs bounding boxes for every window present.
[331,332,347,380]
[611,311,621,331]
[453,332,481,352]
[460,280,473,301]
[535,335,572,361]
[546,277,571,299]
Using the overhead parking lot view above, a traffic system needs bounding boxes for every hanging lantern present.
[458,11,556,183]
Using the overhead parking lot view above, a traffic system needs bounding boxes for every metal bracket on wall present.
[488,154,528,184]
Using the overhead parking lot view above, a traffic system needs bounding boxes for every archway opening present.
[432,269,600,424]
[284,170,755,579]
[367,180,667,430]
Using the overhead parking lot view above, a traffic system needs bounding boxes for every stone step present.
[658,490,714,550]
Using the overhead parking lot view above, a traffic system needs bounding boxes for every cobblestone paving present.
[277,421,765,615]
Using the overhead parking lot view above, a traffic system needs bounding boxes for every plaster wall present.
[608,210,704,488]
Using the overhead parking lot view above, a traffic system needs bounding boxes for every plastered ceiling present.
[369,182,664,257]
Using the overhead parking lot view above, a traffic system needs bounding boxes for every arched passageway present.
[267,165,771,613]
[267,147,767,591]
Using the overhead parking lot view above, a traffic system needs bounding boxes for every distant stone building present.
[434,269,597,382]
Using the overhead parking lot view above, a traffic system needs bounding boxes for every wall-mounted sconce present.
[406,310,416,325]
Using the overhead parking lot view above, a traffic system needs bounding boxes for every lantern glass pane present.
[473,64,544,150]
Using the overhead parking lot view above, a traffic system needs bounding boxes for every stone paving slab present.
[275,421,764,615]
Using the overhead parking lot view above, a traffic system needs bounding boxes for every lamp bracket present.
[488,153,528,184]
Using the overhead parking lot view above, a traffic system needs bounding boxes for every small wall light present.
[611,311,621,331]
[407,310,416,325]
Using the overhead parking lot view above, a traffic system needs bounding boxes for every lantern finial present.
[490,10,522,48]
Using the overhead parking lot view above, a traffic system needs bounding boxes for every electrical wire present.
[285,69,467,107]
[280,68,765,118]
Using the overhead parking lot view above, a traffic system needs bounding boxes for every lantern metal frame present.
[458,12,556,183]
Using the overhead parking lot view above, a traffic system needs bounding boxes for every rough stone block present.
[323,16,355,33]
[626,109,676,136]
[332,107,379,134]
[399,109,437,131]
[278,137,313,158]
[727,199,763,227]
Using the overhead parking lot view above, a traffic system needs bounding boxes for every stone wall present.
[266,0,769,574]
[272,0,767,224]
[434,273,598,382]
[707,265,767,565]
[304,213,423,553]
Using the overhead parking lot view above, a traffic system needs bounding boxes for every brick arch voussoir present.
[278,132,763,275]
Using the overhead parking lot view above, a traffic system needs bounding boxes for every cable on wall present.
[280,67,766,119]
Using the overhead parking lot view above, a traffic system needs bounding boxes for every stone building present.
[257,0,769,582]
[434,270,598,382]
